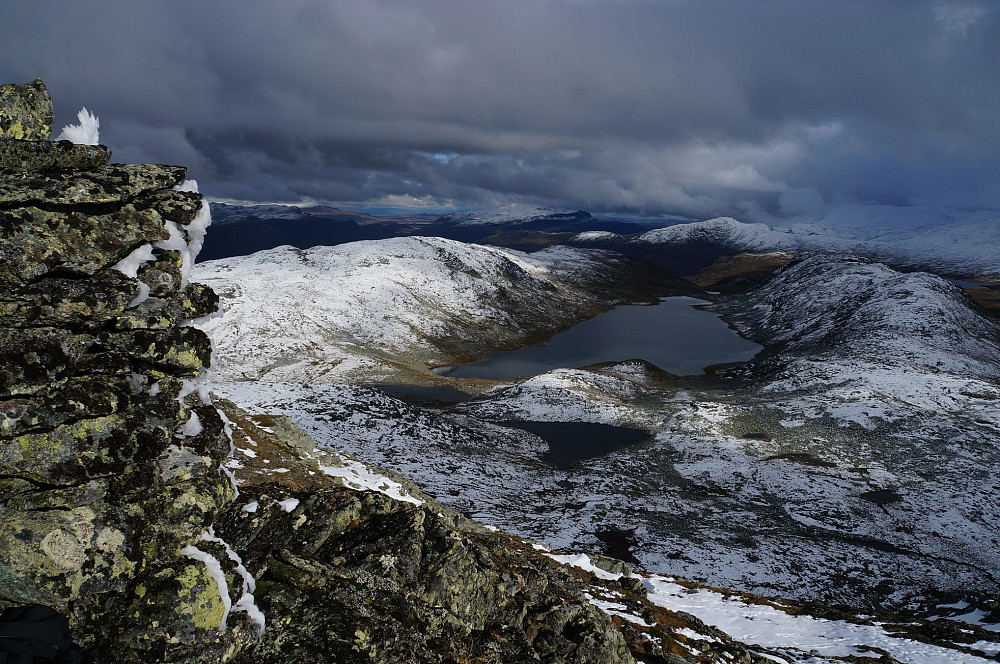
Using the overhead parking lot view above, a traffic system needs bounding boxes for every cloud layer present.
[3,0,998,218]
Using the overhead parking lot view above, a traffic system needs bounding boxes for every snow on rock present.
[724,254,1000,384]
[55,107,100,145]
[318,457,424,506]
[112,243,156,307]
[200,528,265,633]
[643,575,996,664]
[156,180,213,288]
[544,552,623,580]
[460,368,652,426]
[180,544,232,630]
[636,217,800,251]
[203,251,1000,621]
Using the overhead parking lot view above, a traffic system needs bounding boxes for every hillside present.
[192,237,692,383]
[569,206,1000,278]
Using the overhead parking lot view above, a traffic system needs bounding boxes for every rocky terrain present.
[207,249,1000,660]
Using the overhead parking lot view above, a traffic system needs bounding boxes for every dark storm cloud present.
[2,0,998,217]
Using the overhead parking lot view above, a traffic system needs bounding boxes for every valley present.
[192,210,1000,662]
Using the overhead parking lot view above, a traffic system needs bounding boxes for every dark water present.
[948,278,996,290]
[438,296,761,380]
[499,420,649,469]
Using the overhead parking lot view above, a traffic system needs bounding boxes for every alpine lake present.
[419,296,763,468]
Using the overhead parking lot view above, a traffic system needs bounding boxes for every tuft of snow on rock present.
[175,411,203,438]
[112,243,157,308]
[200,528,265,633]
[241,501,259,513]
[113,244,156,279]
[180,544,232,630]
[156,180,213,288]
[277,498,299,512]
[178,374,213,405]
[55,107,100,145]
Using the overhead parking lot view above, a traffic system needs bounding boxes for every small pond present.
[437,296,761,380]
[499,420,649,469]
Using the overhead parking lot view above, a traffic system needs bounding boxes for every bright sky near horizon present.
[3,0,999,220]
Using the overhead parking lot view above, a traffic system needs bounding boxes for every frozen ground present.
[206,254,1000,617]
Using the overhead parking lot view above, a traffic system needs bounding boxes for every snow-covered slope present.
[213,254,1000,619]
[193,237,666,382]
[572,206,1000,277]
[637,216,799,250]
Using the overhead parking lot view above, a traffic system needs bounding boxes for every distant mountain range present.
[202,201,999,283]
[569,207,1000,278]
[199,202,658,260]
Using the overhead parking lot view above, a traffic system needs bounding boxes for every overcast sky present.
[3,0,998,219]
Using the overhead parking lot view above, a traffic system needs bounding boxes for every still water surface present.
[439,296,761,380]
[499,420,649,469]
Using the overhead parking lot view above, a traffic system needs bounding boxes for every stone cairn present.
[0,79,253,659]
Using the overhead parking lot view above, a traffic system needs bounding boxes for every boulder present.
[0,79,53,140]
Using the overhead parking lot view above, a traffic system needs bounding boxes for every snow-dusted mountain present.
[193,236,687,383]
[570,205,1000,278]
[210,253,1000,625]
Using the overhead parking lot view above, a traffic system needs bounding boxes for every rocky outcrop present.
[0,79,241,661]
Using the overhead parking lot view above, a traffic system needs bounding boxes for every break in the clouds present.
[3,0,999,219]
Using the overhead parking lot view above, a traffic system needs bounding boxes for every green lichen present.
[0,79,53,140]
[175,563,226,631]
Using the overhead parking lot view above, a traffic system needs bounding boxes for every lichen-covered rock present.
[0,79,53,140]
[0,78,236,660]
[0,204,171,284]
[0,138,110,173]
[207,405,636,664]
[0,163,186,208]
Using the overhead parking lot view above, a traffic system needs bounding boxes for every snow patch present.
[200,528,265,634]
[642,575,995,664]
[319,458,423,506]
